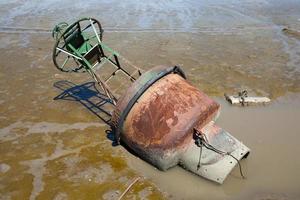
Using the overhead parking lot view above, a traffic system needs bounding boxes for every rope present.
[194,128,246,179]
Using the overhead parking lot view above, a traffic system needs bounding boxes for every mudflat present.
[0,0,299,199]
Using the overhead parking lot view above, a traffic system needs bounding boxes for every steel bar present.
[90,19,101,43]
[56,47,83,60]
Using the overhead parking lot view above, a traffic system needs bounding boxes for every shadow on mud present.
[53,80,122,146]
[53,80,113,124]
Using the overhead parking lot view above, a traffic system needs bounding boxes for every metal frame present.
[52,18,142,105]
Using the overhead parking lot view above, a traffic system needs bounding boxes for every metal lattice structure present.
[52,17,142,105]
[51,17,250,184]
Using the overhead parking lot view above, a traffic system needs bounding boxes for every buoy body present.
[112,66,250,183]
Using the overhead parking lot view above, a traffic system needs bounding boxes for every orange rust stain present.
[123,73,220,150]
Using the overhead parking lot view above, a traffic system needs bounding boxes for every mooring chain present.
[195,132,203,170]
[238,90,248,106]
[193,128,246,179]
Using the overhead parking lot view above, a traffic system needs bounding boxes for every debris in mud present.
[282,27,300,40]
[225,90,271,106]
[51,17,250,184]
[118,177,140,200]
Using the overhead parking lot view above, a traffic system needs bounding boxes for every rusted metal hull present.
[112,66,250,183]
[181,121,249,183]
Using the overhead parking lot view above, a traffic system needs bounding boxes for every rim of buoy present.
[113,65,186,144]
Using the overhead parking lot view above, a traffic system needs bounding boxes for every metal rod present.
[90,19,101,44]
[105,69,120,84]
[114,55,121,68]
[118,177,140,200]
[61,56,70,69]
[100,42,120,56]
[68,44,117,105]
[95,54,115,70]
[56,47,83,60]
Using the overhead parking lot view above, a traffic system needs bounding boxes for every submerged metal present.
[51,18,250,184]
[112,65,250,184]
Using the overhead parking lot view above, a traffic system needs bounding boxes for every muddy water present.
[128,95,300,200]
[0,0,300,199]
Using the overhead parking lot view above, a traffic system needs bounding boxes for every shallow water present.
[0,0,300,199]
[127,95,300,200]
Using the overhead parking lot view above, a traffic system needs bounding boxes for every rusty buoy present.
[51,18,250,184]
[112,65,250,184]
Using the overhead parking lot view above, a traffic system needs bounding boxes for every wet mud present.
[1,0,300,199]
[127,94,300,200]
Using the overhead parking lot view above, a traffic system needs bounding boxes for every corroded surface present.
[115,69,248,182]
[1,0,300,199]
[111,65,186,141]
[123,73,219,149]
[116,71,220,171]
